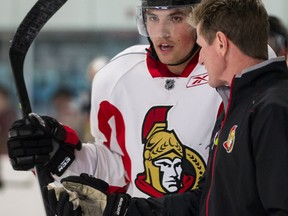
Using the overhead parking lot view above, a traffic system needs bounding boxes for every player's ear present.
[215,31,228,57]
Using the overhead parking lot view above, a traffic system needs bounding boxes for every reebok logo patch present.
[187,73,208,87]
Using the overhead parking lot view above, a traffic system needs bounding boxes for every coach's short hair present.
[192,0,269,59]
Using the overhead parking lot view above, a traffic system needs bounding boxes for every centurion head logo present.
[135,106,206,198]
[223,125,237,153]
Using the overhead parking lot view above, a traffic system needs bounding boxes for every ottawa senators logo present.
[223,125,237,153]
[135,106,206,198]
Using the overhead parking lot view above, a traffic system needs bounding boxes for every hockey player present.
[7,0,222,200]
[42,0,288,215]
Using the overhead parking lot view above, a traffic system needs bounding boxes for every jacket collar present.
[216,57,288,113]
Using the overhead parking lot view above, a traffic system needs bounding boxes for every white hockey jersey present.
[63,45,222,198]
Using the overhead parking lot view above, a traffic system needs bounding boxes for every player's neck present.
[167,62,189,75]
[167,45,200,75]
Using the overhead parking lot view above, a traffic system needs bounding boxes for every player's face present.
[146,8,196,66]
[197,29,227,88]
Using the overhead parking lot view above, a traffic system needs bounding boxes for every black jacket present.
[124,58,288,216]
[198,58,288,216]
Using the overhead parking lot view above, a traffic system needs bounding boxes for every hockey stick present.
[9,0,68,215]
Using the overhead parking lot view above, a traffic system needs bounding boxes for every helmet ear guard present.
[136,6,149,37]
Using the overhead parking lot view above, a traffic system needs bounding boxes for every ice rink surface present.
[0,155,46,216]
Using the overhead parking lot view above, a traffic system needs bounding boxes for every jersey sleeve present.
[51,63,128,187]
[87,53,131,187]
[88,45,148,188]
[52,143,126,187]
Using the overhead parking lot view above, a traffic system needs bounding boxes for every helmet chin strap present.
[167,44,200,66]
[146,37,160,61]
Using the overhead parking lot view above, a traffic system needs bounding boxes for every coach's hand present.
[7,113,82,176]
[44,173,131,216]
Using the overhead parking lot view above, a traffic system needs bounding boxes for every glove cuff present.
[63,125,82,150]
[44,116,81,150]
[47,143,76,176]
[104,193,131,216]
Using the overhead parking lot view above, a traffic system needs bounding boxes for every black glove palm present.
[7,113,82,176]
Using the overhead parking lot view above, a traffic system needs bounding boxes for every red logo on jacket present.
[223,125,237,153]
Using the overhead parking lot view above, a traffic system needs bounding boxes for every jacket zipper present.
[204,77,235,215]
[205,128,221,216]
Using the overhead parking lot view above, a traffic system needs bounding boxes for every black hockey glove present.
[7,113,82,176]
[44,173,131,216]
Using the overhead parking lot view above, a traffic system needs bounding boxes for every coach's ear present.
[215,31,229,57]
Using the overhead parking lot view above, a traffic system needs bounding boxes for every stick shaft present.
[9,0,68,215]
